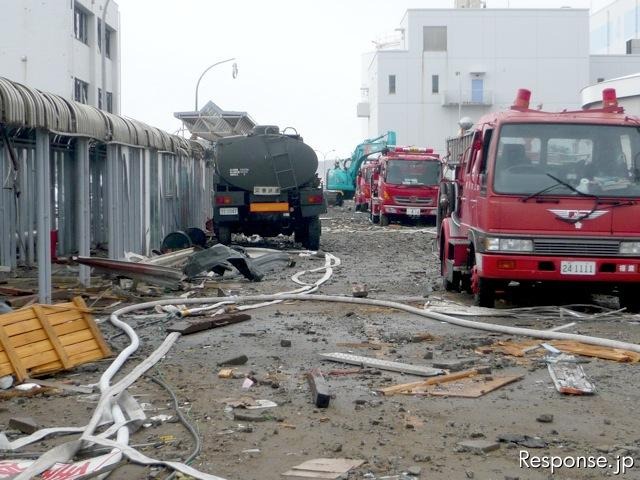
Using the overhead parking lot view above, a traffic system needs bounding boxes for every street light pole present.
[194,57,236,111]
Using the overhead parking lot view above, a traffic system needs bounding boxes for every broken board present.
[547,357,596,395]
[0,297,111,382]
[282,458,364,479]
[319,352,444,377]
[427,374,523,398]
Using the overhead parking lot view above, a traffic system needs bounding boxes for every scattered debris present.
[536,414,554,423]
[183,244,264,281]
[497,434,548,449]
[307,368,331,408]
[218,354,249,366]
[22,378,93,394]
[546,353,596,395]
[351,283,368,298]
[428,374,523,398]
[320,352,444,377]
[218,368,234,379]
[457,439,501,454]
[281,339,292,347]
[242,378,254,389]
[75,256,185,288]
[432,358,476,372]
[378,369,480,396]
[167,313,252,335]
[282,458,365,479]
[0,297,111,382]
[8,417,39,434]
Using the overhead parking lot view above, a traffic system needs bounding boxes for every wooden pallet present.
[0,297,112,381]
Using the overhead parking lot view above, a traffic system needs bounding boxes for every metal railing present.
[441,89,493,106]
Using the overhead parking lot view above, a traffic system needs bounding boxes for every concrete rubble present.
[1,206,639,479]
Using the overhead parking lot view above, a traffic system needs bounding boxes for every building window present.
[388,75,396,95]
[98,20,113,59]
[74,78,89,104]
[98,88,114,112]
[74,5,89,44]
[432,75,439,94]
[423,26,447,51]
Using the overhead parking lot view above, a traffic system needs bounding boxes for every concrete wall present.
[361,8,590,154]
[0,0,121,113]
[590,54,640,83]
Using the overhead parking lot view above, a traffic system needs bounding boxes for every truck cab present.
[439,88,640,310]
[369,147,441,226]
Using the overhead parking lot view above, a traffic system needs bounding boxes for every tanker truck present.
[211,125,326,250]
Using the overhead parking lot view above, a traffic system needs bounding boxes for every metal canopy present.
[174,101,256,142]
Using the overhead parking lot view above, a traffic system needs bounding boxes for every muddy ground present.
[2,202,640,480]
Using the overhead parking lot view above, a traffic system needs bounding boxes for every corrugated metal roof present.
[0,76,203,157]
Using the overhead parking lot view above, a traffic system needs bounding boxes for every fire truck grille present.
[533,239,620,256]
[394,196,434,206]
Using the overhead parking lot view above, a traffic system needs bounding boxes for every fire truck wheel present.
[370,211,380,224]
[216,225,232,245]
[380,214,390,226]
[471,265,495,307]
[619,287,640,313]
[294,227,307,245]
[303,216,321,250]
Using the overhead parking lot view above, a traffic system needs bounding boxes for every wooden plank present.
[8,328,48,348]
[551,340,640,363]
[53,318,88,337]
[45,309,85,326]
[5,318,42,337]
[0,326,27,381]
[16,339,53,358]
[0,363,14,376]
[24,378,94,394]
[65,339,100,358]
[21,349,58,369]
[0,351,9,363]
[0,308,38,327]
[59,329,94,347]
[428,375,523,398]
[32,349,105,375]
[33,305,71,369]
[5,295,39,308]
[378,369,479,396]
[72,297,111,357]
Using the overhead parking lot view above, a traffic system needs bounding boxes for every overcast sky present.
[118,0,613,160]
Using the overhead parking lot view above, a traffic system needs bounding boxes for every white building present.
[582,73,640,113]
[0,0,120,114]
[359,7,640,154]
[591,0,640,55]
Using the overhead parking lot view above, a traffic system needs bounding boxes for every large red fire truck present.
[439,88,640,310]
[369,147,441,226]
[354,160,379,212]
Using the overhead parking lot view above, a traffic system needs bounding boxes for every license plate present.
[254,186,280,195]
[560,261,596,276]
[219,207,238,215]
[407,207,421,216]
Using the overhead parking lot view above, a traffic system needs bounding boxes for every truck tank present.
[214,126,318,191]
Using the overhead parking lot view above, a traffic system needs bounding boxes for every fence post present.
[76,138,91,286]
[35,129,51,303]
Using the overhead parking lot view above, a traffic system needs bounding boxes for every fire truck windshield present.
[385,159,440,186]
[493,123,640,197]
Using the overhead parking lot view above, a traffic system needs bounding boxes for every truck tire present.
[216,225,232,245]
[619,286,640,313]
[303,216,321,250]
[380,213,390,226]
[474,278,495,308]
[294,227,307,246]
[370,211,379,224]
[440,239,459,292]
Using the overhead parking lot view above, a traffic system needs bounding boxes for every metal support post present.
[76,138,91,286]
[106,144,118,259]
[35,130,51,303]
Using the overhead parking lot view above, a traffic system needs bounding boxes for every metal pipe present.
[35,130,51,303]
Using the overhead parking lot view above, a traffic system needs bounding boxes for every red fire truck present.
[354,160,379,212]
[369,147,441,226]
[439,88,640,310]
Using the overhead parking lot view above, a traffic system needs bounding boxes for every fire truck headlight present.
[484,237,532,252]
[620,241,640,255]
